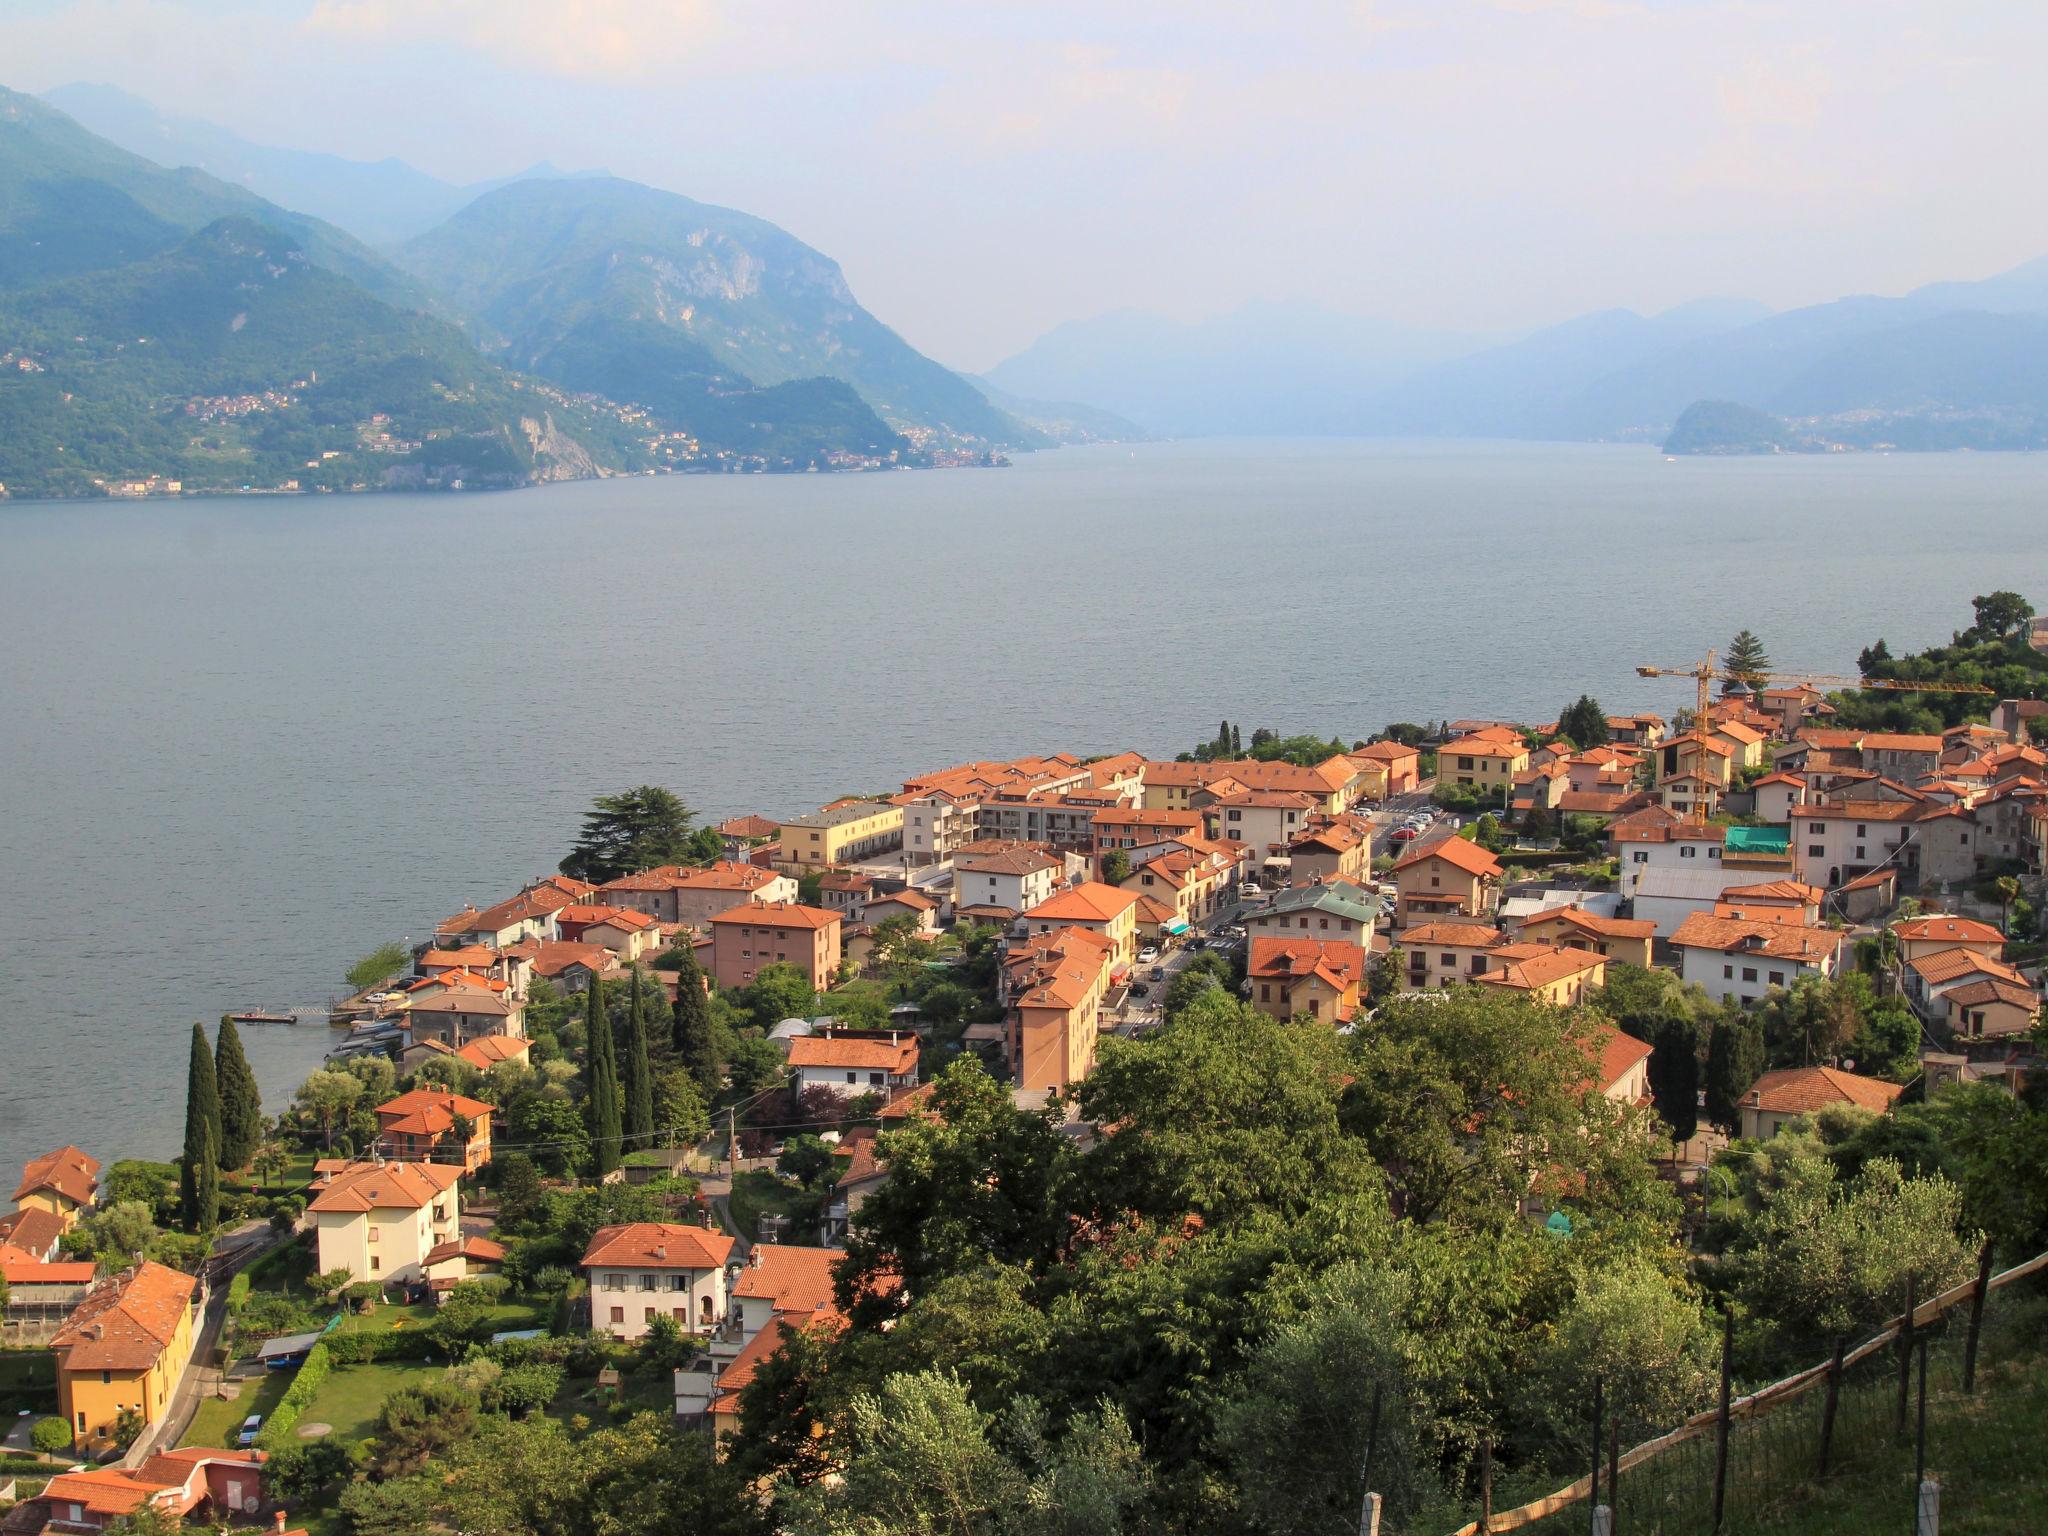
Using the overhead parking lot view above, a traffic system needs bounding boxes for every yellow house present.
[1439,730,1530,793]
[14,1146,99,1231]
[776,800,905,870]
[53,1261,197,1450]
[1018,882,1141,967]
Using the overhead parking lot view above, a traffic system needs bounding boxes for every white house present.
[1670,913,1845,1008]
[952,844,1063,921]
[582,1222,736,1338]
[1615,821,1724,901]
[1208,790,1318,855]
[308,1161,462,1286]
[785,1033,920,1098]
[1627,866,1771,938]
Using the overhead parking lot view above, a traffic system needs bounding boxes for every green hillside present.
[0,85,424,310]
[400,175,1030,447]
[0,218,645,497]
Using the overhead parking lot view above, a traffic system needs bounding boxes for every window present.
[1769,970,1785,985]
[1855,847,1867,860]
[639,1275,658,1292]
[669,1275,688,1292]
[101,1370,110,1385]
[1856,824,1867,837]
[1808,845,1825,858]
[644,1307,657,1324]
[610,1306,625,1324]
[1724,965,1733,978]
[1810,822,1825,833]
[1742,967,1758,983]
[371,1255,381,1273]
[1307,999,1321,1018]
[1440,952,1455,967]
[1631,851,1647,864]
[845,1070,857,1084]
[1680,845,1696,858]
[1259,984,1271,1002]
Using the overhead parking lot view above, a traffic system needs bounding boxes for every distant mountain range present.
[0,83,1087,500]
[989,268,2048,452]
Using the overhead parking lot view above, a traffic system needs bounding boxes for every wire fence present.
[1418,1247,2048,1536]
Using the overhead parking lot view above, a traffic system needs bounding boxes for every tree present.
[1995,874,2023,933]
[621,967,655,1146]
[1557,694,1611,748]
[778,1134,840,1190]
[112,1406,145,1448]
[743,963,820,1030]
[1525,1261,1716,1445]
[213,1018,261,1172]
[311,1266,358,1305]
[1099,849,1131,886]
[251,1138,291,1190]
[669,945,721,1095]
[346,942,411,992]
[1704,1014,1766,1133]
[560,785,702,883]
[1367,945,1406,1003]
[178,1022,220,1232]
[370,1381,480,1476]
[30,1416,72,1454]
[1971,590,2035,642]
[654,1068,711,1149]
[1649,1017,1701,1146]
[1725,629,1771,687]
[297,1069,363,1151]
[585,977,623,1176]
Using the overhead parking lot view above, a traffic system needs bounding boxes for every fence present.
[1422,1245,2048,1536]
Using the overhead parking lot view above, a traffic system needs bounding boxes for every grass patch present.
[179,1369,291,1450]
[225,1150,320,1193]
[726,1169,809,1244]
[0,1352,56,1418]
[299,1361,443,1446]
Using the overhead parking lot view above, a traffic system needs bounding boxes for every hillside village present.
[5,626,2048,1532]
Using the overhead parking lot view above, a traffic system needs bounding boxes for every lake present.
[4,437,2048,1173]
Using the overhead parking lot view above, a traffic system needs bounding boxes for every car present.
[1128,982,1150,999]
[1137,946,1160,964]
[1239,882,1262,900]
[1390,827,1418,842]
[238,1414,263,1447]
[1147,965,1166,981]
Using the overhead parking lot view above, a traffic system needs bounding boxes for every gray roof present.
[1630,867,1756,902]
[1499,889,1624,921]
[782,800,899,829]
[1248,880,1380,925]
[257,1330,325,1360]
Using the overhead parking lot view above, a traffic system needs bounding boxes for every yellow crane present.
[1634,651,1995,729]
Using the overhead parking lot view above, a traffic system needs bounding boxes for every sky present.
[5,0,2046,370]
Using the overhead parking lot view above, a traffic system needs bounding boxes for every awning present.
[1163,919,1191,936]
[1109,962,1132,983]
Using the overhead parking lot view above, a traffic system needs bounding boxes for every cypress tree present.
[623,966,655,1145]
[178,1021,220,1231]
[585,977,622,1176]
[213,1017,262,1172]
[670,947,719,1096]
[1704,1014,1766,1134]
[1230,723,1242,754]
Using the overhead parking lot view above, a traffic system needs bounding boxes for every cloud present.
[304,0,727,79]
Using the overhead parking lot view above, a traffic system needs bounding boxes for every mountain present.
[982,303,1484,437]
[0,217,651,498]
[969,378,1147,444]
[398,176,1027,447]
[0,85,423,310]
[41,83,579,247]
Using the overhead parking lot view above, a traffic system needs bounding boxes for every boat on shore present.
[229,1009,300,1025]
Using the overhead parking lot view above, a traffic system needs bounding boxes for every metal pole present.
[1914,1336,1930,1493]
[1588,1376,1603,1534]
[1711,1310,1733,1532]
[1817,1336,1845,1475]
[1895,1273,1917,1440]
[1962,1239,1994,1394]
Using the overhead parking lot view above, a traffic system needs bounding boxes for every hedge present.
[322,1330,439,1365]
[226,1273,252,1317]
[253,1341,331,1452]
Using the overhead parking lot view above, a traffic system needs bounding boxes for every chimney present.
[276,1512,289,1533]
[654,1245,666,1261]
[751,1247,764,1269]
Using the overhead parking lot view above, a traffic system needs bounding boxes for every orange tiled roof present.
[1024,882,1140,924]
[1396,921,1504,948]
[732,1244,842,1314]
[1743,1065,1904,1116]
[787,1035,920,1074]
[1941,977,2039,1011]
[709,900,841,931]
[306,1160,461,1214]
[1247,936,1365,991]
[1893,915,2005,947]
[1908,947,2028,988]
[1670,913,1844,964]
[1393,834,1503,878]
[455,1034,531,1068]
[582,1221,734,1272]
[52,1261,195,1373]
[1475,946,1608,992]
[14,1145,99,1207]
[1522,906,1656,941]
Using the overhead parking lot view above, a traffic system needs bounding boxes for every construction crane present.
[1634,650,1995,729]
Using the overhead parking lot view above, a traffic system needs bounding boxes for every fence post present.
[1479,1438,1493,1536]
[1895,1273,1917,1441]
[1357,1382,1383,1536]
[1607,1414,1621,1536]
[1914,1336,1930,1494]
[1962,1238,1994,1394]
[1916,1478,1941,1536]
[1816,1336,1845,1475]
[1358,1492,1382,1536]
[1588,1375,1603,1534]
[1711,1309,1733,1532]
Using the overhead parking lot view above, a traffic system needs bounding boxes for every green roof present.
[1724,826,1790,854]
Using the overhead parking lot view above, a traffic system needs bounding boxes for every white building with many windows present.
[582,1222,737,1339]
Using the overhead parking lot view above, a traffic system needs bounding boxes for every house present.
[553,903,662,960]
[1788,801,1937,888]
[420,1235,507,1287]
[1349,739,1422,797]
[1246,937,1365,1023]
[435,875,594,950]
[1709,718,1768,772]
[4,1448,272,1533]
[1797,729,1945,782]
[51,1262,198,1451]
[1018,882,1141,967]
[308,1161,463,1286]
[1589,1023,1655,1104]
[707,902,844,989]
[1208,789,1318,855]
[1629,866,1779,938]
[1245,879,1380,945]
[1656,733,1736,790]
[684,1244,868,1439]
[0,1244,96,1327]
[1438,730,1530,795]
[403,987,525,1049]
[1604,714,1667,747]
[1739,1065,1904,1140]
[953,842,1067,923]
[1117,846,1234,932]
[777,801,905,870]
[1714,879,1825,926]
[1005,925,1117,1090]
[1092,807,1206,860]
[822,1127,889,1247]
[1670,914,1845,1007]
[1473,944,1609,1006]
[455,1033,532,1072]
[1615,820,1725,901]
[864,888,939,933]
[0,1207,68,1264]
[524,940,620,995]
[815,870,876,921]
[1286,815,1375,886]
[1750,771,1809,823]
[1891,915,2006,966]
[597,861,797,929]
[1391,836,1503,922]
[374,1089,494,1170]
[582,1222,736,1338]
[1398,920,1508,988]
[895,755,1095,864]
[1938,978,2040,1040]
[786,1033,920,1098]
[13,1146,98,1230]
[1835,865,1900,920]
[1904,947,2033,1022]
[1513,906,1656,967]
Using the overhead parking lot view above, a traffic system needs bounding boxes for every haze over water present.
[5,438,2047,1172]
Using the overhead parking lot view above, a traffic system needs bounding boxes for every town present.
[4,610,2048,1535]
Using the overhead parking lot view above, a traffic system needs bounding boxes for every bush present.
[254,1341,332,1451]
[226,1272,252,1316]
[491,1361,564,1417]
[322,1329,440,1365]
[29,1416,71,1455]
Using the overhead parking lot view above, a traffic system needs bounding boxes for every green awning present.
[1725,826,1790,854]
[1163,918,1191,935]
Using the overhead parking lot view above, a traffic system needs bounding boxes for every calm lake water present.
[5,437,2048,1172]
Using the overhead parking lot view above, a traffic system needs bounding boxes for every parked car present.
[1239,881,1262,900]
[238,1414,263,1448]
[1129,982,1150,999]
[1137,946,1160,964]
[1147,965,1166,981]
[1390,827,1418,843]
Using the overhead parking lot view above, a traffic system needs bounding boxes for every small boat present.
[230,1010,298,1025]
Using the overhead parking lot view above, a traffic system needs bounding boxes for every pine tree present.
[585,977,623,1176]
[1704,1014,1765,1133]
[1725,629,1771,687]
[213,1017,262,1172]
[670,947,719,1096]
[179,1021,220,1231]
[623,966,655,1146]
[1230,723,1242,754]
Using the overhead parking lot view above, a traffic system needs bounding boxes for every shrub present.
[322,1329,439,1365]
[226,1272,252,1316]
[29,1417,71,1455]
[254,1341,332,1451]
[491,1361,564,1417]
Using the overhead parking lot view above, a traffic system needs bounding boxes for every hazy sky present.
[7,0,2045,369]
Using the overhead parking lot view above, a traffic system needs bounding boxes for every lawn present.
[333,1298,548,1338]
[0,1352,56,1418]
[179,1369,291,1450]
[299,1362,443,1445]
[226,1149,319,1193]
